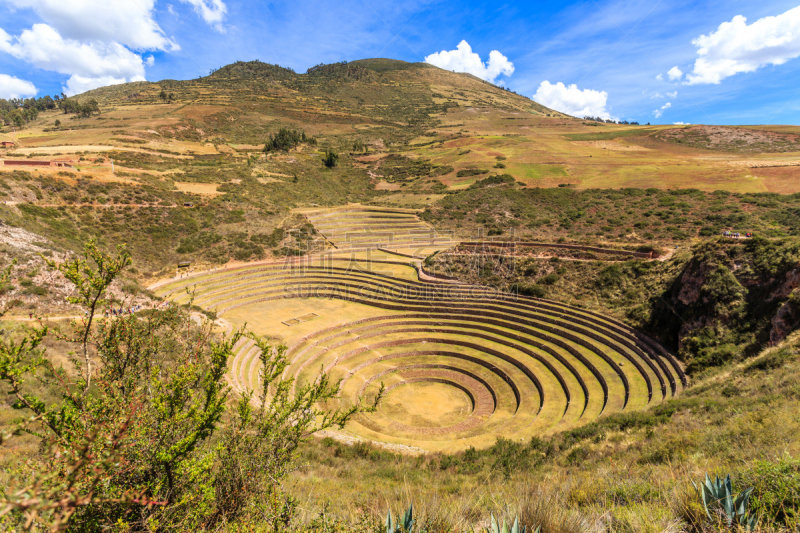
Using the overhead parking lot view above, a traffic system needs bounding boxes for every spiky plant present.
[693,474,758,530]
[386,504,415,533]
[486,513,539,533]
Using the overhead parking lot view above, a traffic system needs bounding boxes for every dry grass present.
[173,182,222,196]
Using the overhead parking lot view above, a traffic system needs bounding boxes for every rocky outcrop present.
[770,267,800,300]
[771,291,800,344]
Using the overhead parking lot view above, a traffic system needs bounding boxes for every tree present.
[264,128,307,152]
[54,119,61,129]
[159,89,167,101]
[351,140,367,154]
[79,99,100,118]
[0,240,380,531]
[323,148,339,168]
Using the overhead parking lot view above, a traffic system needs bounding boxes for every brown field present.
[173,182,222,195]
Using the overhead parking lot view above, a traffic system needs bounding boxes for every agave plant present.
[485,513,540,533]
[386,504,415,533]
[693,474,757,531]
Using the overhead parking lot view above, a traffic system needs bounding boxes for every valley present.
[1,59,799,532]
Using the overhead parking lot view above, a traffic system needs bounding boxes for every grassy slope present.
[420,185,800,244]
[287,332,800,532]
[3,58,800,275]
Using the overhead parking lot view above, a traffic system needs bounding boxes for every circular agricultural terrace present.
[153,207,685,452]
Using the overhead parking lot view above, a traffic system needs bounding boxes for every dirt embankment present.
[656,125,800,153]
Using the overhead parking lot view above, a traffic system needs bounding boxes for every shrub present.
[518,284,546,298]
[738,456,800,529]
[700,226,717,236]
[566,447,589,465]
[744,346,796,373]
[0,241,379,530]
[597,264,625,288]
[323,149,339,168]
[468,174,516,190]
[23,284,48,296]
[263,128,309,152]
[539,273,559,285]
[457,168,489,178]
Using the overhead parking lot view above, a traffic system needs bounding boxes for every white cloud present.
[655,73,664,81]
[686,6,800,85]
[64,75,130,95]
[179,0,227,29]
[666,90,678,98]
[0,73,37,98]
[533,81,615,120]
[424,40,514,83]
[667,66,683,80]
[654,102,671,118]
[0,24,146,95]
[4,0,178,51]
[0,0,226,98]
[673,121,691,125]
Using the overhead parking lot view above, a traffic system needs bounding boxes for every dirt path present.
[0,315,81,321]
[3,201,176,208]
[446,252,634,263]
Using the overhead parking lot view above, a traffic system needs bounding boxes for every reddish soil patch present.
[356,154,388,163]
[751,166,800,193]
[656,126,800,153]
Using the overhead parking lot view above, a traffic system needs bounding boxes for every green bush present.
[518,283,546,298]
[566,446,589,465]
[323,149,339,168]
[457,168,489,177]
[263,128,309,152]
[23,284,48,296]
[538,273,559,285]
[596,264,624,287]
[738,456,800,529]
[250,228,286,247]
[744,346,796,373]
[468,174,516,190]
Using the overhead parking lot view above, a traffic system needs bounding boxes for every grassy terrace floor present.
[298,206,457,256]
[153,248,684,453]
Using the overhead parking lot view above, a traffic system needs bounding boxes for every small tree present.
[54,119,61,129]
[323,148,339,168]
[264,128,307,152]
[159,89,167,101]
[351,140,366,153]
[0,239,380,530]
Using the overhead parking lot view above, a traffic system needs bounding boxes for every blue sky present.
[2,0,800,125]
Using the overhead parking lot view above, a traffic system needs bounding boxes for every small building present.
[177,261,191,269]
[0,141,15,148]
[183,202,194,208]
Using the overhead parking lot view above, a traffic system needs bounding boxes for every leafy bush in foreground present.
[0,240,380,531]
